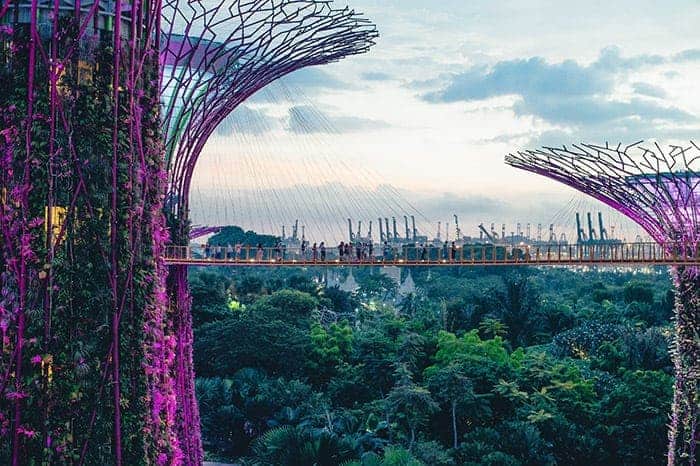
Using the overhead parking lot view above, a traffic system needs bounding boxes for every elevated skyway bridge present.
[163,242,700,267]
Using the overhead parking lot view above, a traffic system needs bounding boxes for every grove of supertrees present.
[506,141,700,466]
[0,0,376,464]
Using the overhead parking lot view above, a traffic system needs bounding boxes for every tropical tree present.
[384,365,439,449]
[489,274,541,346]
[425,363,488,448]
[308,322,354,384]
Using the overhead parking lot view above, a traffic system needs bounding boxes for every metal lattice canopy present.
[505,141,700,247]
[159,0,378,217]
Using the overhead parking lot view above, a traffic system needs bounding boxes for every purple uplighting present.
[157,1,377,464]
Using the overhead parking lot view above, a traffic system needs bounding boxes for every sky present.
[189,0,700,241]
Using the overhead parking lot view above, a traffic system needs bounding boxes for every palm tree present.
[479,317,509,339]
[251,426,354,466]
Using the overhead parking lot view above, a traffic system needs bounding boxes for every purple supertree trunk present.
[158,2,377,463]
[168,264,202,463]
[506,142,700,465]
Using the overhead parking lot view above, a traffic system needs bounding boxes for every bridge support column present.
[668,266,700,466]
[168,264,203,465]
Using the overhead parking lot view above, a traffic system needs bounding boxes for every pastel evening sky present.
[189,0,700,240]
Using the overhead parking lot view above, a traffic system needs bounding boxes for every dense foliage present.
[192,265,675,465]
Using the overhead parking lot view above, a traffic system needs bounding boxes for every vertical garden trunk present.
[668,267,699,466]
[0,9,182,463]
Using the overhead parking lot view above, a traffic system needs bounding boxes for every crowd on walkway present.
[195,240,463,263]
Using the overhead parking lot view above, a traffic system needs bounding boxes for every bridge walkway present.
[163,243,700,267]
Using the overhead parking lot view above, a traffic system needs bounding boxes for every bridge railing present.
[163,242,700,265]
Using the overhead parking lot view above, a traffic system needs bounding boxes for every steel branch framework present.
[506,141,700,466]
[159,0,378,233]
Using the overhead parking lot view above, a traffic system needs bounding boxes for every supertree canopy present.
[506,141,700,466]
[0,0,377,464]
[160,0,377,238]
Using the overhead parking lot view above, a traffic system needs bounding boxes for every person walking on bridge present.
[256,243,264,261]
[275,242,282,261]
[320,242,326,261]
[338,241,345,261]
[312,242,318,262]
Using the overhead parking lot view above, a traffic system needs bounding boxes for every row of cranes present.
[349,215,567,248]
[476,212,622,247]
[477,222,568,246]
[277,212,620,249]
[348,216,428,245]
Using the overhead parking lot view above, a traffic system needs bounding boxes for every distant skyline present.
[189,0,700,239]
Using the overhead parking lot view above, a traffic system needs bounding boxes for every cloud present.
[513,96,693,125]
[215,106,279,136]
[674,49,700,61]
[591,46,700,71]
[422,48,697,133]
[593,46,665,71]
[632,82,667,99]
[425,57,611,103]
[286,105,389,134]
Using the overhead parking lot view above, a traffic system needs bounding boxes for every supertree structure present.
[158,1,377,461]
[0,0,180,464]
[160,0,377,238]
[506,141,699,466]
